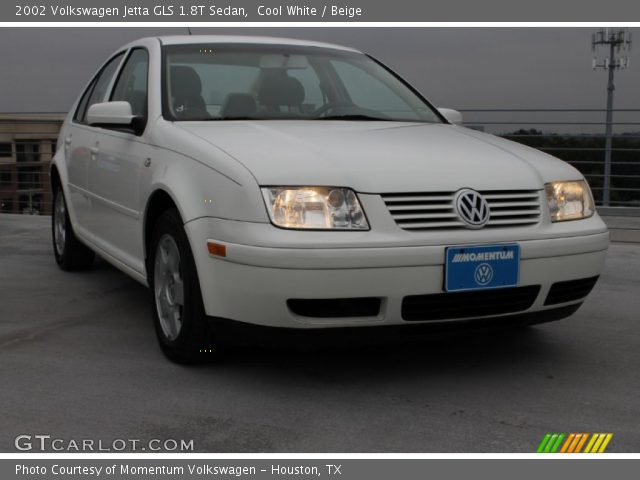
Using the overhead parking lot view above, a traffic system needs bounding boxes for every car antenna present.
[187,27,192,35]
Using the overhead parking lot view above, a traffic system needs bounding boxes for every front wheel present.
[148,208,219,363]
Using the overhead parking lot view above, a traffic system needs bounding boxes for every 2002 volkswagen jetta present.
[51,36,609,362]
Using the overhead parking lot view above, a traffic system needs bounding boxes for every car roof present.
[139,35,361,53]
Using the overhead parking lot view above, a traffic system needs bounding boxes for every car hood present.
[176,121,581,193]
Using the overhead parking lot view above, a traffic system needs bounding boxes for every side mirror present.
[87,101,145,135]
[438,108,463,125]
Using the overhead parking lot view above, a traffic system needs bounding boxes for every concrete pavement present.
[1,214,638,452]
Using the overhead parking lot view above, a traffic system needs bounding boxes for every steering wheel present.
[312,102,391,120]
[312,101,354,118]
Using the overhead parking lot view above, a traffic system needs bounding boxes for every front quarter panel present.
[456,127,587,184]
[141,119,269,226]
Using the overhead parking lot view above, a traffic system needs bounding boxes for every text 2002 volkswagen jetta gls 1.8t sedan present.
[51,36,609,363]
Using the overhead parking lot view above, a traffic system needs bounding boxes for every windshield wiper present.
[205,116,261,121]
[205,116,309,121]
[316,114,391,121]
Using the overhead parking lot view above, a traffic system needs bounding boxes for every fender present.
[139,141,270,269]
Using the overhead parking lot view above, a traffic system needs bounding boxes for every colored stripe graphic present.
[536,433,551,453]
[538,433,613,453]
[566,433,586,453]
[537,434,553,453]
[537,433,565,453]
[597,433,614,453]
[543,434,558,453]
[559,433,575,453]
[549,433,565,453]
[584,434,598,453]
[574,433,590,453]
[584,433,614,453]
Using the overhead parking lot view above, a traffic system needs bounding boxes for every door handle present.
[65,135,72,145]
[90,141,100,160]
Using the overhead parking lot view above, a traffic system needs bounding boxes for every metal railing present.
[1,109,639,215]
[460,108,640,209]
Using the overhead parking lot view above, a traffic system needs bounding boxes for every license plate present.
[445,244,520,292]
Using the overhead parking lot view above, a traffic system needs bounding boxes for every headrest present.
[171,66,202,97]
[257,72,305,108]
[220,93,257,119]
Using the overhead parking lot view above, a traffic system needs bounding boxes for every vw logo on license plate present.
[474,263,494,285]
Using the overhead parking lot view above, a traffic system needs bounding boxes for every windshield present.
[162,43,443,123]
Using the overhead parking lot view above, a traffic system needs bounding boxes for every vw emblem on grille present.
[474,263,494,285]
[455,189,490,228]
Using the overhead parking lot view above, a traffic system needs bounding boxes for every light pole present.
[592,29,631,206]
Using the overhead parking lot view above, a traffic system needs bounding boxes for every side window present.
[110,49,149,118]
[75,52,125,124]
[73,77,97,123]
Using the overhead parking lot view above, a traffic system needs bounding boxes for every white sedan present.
[51,36,608,362]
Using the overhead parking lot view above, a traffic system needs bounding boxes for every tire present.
[52,184,95,270]
[148,208,219,363]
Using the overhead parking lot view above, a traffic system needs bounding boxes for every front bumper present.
[185,216,609,328]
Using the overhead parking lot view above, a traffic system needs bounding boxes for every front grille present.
[402,285,541,321]
[287,298,381,318]
[381,190,542,230]
[544,276,600,306]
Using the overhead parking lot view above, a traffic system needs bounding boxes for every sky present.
[1,27,638,132]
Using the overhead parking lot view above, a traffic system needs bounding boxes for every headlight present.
[261,187,370,230]
[545,180,595,222]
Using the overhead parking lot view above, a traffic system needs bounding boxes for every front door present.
[87,48,150,274]
[65,52,125,234]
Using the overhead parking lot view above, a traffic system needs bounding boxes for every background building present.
[0,113,64,215]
